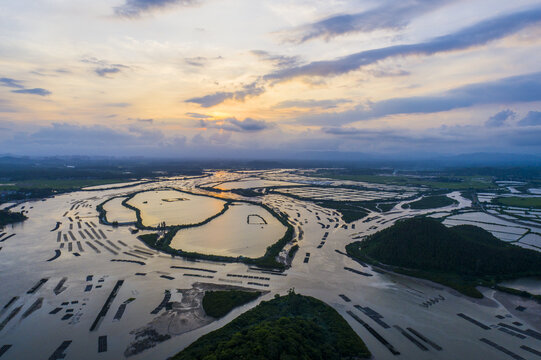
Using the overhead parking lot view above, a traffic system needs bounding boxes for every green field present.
[312,172,496,190]
[314,200,369,223]
[0,178,134,191]
[202,290,262,318]
[173,291,371,360]
[493,196,541,209]
[404,195,457,210]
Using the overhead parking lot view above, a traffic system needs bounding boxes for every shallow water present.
[3,171,541,360]
[170,203,287,257]
[499,277,541,294]
[82,181,146,190]
[126,189,225,227]
[103,197,137,224]
[216,179,305,190]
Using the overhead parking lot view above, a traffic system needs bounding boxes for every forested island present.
[173,290,371,360]
[346,217,541,298]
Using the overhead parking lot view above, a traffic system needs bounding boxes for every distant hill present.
[172,291,371,360]
[346,217,541,297]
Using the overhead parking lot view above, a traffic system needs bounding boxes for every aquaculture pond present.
[126,190,226,227]
[170,202,287,257]
[102,197,137,224]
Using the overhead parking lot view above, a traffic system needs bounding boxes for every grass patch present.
[288,244,299,259]
[0,209,28,228]
[0,178,133,191]
[137,233,159,247]
[494,285,541,303]
[493,196,541,209]
[173,290,371,360]
[404,195,457,210]
[362,202,398,213]
[314,200,369,223]
[202,290,262,318]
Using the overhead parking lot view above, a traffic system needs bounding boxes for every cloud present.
[106,102,131,107]
[368,68,410,78]
[186,92,232,108]
[29,68,72,77]
[321,126,363,135]
[2,76,52,96]
[114,0,199,18]
[251,50,300,68]
[82,57,128,78]
[186,112,212,118]
[318,124,541,154]
[274,98,351,109]
[518,111,541,126]
[11,88,52,96]
[227,118,271,132]
[485,109,515,127]
[0,99,17,113]
[184,56,207,67]
[184,56,223,68]
[199,117,272,132]
[285,0,451,43]
[266,6,541,81]
[0,122,187,156]
[95,67,121,77]
[296,72,541,125]
[135,118,154,123]
[186,82,265,107]
[0,77,24,89]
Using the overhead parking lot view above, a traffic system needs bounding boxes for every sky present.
[1,0,541,158]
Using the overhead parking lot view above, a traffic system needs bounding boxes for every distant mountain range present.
[1,152,541,170]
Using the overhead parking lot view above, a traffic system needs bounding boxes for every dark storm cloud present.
[185,82,265,107]
[0,77,24,89]
[286,0,452,43]
[199,117,271,132]
[518,111,541,126]
[297,72,541,125]
[11,88,52,96]
[266,6,541,81]
[114,0,199,17]
[485,109,515,127]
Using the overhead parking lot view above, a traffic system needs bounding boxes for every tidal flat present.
[0,169,541,360]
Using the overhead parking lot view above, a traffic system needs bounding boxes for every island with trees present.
[346,217,541,298]
[172,290,371,360]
